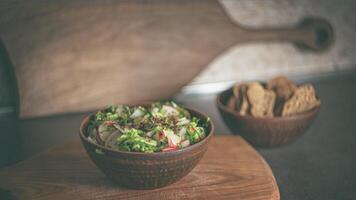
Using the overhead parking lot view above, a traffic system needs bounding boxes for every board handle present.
[239,17,334,52]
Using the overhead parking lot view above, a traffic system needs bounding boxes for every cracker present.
[230,84,248,115]
[247,82,276,117]
[282,84,320,116]
[267,75,297,100]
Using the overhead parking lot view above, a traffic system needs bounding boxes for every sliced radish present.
[115,105,125,115]
[180,140,190,148]
[172,134,182,145]
[113,123,125,133]
[130,108,144,118]
[168,134,181,148]
[98,124,107,133]
[152,107,159,113]
[162,105,179,116]
[162,147,178,152]
[168,139,176,148]
[176,118,189,126]
[178,127,187,137]
[104,130,122,150]
[162,129,173,137]
[146,131,154,137]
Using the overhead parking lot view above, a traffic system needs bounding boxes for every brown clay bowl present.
[216,87,320,147]
[79,106,214,189]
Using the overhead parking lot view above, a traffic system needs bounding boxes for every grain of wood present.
[0,0,331,118]
[0,136,279,200]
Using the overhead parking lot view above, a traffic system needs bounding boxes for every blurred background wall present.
[191,0,356,85]
[1,0,355,118]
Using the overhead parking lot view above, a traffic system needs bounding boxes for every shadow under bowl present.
[79,106,214,189]
[216,88,320,148]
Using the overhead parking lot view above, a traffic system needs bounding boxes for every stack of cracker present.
[227,76,320,117]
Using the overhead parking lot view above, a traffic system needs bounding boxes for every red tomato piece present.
[105,121,114,126]
[159,131,165,140]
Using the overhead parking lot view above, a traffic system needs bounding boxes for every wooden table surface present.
[0,136,279,200]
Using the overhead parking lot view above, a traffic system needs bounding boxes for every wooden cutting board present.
[0,0,333,118]
[0,136,279,200]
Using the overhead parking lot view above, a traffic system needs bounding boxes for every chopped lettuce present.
[87,102,209,153]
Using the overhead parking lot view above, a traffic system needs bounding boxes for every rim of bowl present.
[79,104,214,157]
[216,87,320,121]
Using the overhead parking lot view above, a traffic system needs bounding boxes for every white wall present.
[191,0,356,84]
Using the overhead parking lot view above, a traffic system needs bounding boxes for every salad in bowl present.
[79,101,213,189]
[86,101,210,153]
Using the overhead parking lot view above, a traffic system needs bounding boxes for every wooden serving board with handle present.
[0,0,333,118]
[0,136,279,200]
